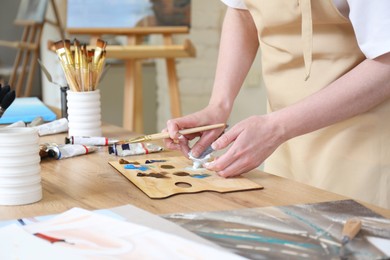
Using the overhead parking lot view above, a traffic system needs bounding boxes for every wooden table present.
[1,124,389,221]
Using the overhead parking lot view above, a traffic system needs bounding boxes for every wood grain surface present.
[109,157,263,198]
[0,123,389,221]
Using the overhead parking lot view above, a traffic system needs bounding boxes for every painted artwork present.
[15,0,49,23]
[163,200,390,259]
[109,157,263,199]
[67,0,191,28]
[0,208,243,259]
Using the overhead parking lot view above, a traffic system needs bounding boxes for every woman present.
[164,1,390,209]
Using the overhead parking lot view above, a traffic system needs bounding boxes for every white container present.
[0,127,42,205]
[66,89,102,137]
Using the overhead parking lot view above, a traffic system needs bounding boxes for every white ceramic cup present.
[66,89,102,137]
[0,127,42,205]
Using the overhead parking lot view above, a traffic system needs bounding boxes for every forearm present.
[273,53,390,141]
[209,7,259,114]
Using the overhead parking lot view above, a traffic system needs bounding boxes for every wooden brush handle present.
[342,218,362,240]
[148,123,226,141]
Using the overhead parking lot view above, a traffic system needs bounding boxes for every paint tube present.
[27,116,44,127]
[33,118,69,136]
[188,145,214,169]
[48,144,97,160]
[39,143,58,158]
[108,142,163,156]
[65,136,119,146]
[6,121,26,128]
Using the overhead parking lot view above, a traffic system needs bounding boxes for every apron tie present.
[299,0,313,81]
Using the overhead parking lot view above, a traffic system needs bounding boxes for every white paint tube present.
[108,142,163,156]
[6,121,26,128]
[188,145,214,169]
[65,136,119,146]
[48,144,97,160]
[33,118,69,136]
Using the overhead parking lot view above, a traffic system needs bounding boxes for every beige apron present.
[244,0,390,209]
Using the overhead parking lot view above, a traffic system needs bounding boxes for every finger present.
[166,120,181,140]
[211,126,241,151]
[204,148,238,173]
[191,130,221,158]
[206,154,258,178]
[178,135,191,157]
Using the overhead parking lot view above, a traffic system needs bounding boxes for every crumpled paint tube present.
[188,145,214,169]
[32,118,69,136]
[6,116,45,128]
[6,120,26,127]
[65,136,119,146]
[108,142,163,156]
[48,144,97,160]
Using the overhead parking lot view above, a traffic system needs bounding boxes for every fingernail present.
[204,161,214,169]
[211,142,217,150]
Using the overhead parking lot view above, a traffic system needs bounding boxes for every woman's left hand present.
[206,114,286,177]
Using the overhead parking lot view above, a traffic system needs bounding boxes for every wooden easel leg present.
[9,27,29,89]
[25,26,43,96]
[163,34,182,118]
[123,35,144,133]
[165,58,182,118]
[123,59,143,133]
[16,26,37,97]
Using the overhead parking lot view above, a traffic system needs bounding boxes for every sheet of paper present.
[0,224,82,260]
[1,208,244,259]
[366,236,390,256]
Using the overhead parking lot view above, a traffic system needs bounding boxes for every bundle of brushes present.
[54,38,107,92]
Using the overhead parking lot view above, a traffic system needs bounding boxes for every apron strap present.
[299,0,313,80]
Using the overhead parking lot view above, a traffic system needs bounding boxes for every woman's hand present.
[206,114,286,177]
[163,104,230,158]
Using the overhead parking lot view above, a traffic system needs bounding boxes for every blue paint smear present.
[191,174,211,179]
[124,164,148,171]
[281,208,340,254]
[200,231,321,250]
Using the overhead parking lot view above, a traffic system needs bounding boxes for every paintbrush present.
[0,84,11,103]
[340,218,362,259]
[0,89,16,118]
[122,123,227,144]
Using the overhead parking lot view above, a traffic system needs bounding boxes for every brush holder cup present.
[66,89,102,137]
[0,127,42,205]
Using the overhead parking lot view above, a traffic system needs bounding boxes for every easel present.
[67,26,196,133]
[0,0,64,97]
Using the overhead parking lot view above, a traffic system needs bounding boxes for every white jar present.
[0,127,42,205]
[66,89,102,137]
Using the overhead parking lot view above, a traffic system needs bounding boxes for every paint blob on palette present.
[109,157,263,199]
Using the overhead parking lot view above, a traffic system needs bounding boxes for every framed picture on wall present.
[67,0,191,28]
[15,0,49,24]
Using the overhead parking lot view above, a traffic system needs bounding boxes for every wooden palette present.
[109,157,263,199]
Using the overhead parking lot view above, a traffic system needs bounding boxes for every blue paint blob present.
[124,164,149,171]
[191,174,211,179]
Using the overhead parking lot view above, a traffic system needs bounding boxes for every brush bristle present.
[1,90,15,110]
[54,40,65,50]
[0,85,11,101]
[73,38,80,47]
[96,39,106,49]
[64,39,71,49]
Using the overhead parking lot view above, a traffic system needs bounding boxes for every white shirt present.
[221,0,390,59]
